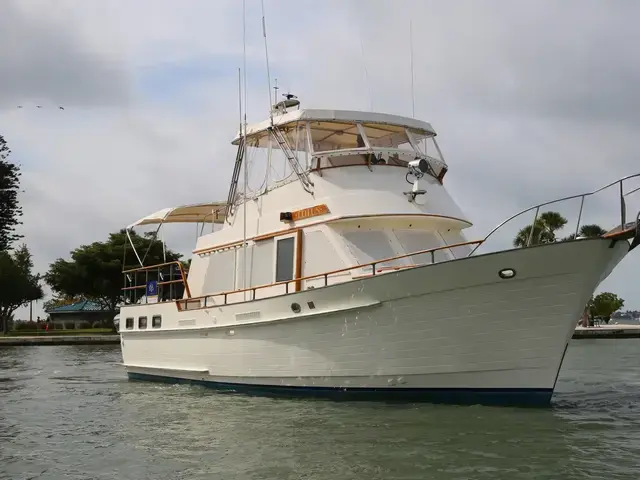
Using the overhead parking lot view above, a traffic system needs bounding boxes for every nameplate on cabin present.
[291,204,330,222]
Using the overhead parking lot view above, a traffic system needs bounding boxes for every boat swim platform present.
[0,335,120,347]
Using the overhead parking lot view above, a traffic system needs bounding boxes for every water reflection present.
[0,342,638,479]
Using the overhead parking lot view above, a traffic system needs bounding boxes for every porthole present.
[498,268,516,279]
[291,302,301,313]
[307,301,316,309]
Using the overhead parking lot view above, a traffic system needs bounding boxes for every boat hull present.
[120,237,630,407]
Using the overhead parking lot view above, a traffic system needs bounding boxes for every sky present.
[1,0,639,320]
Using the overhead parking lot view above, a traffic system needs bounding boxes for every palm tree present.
[562,224,607,241]
[578,224,607,237]
[513,211,568,247]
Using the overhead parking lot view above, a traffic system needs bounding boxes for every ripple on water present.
[0,341,639,479]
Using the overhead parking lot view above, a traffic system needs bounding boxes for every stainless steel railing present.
[468,172,640,256]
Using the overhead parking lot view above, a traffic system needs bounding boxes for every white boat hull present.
[120,237,630,406]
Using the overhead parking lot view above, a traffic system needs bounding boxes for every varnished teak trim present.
[193,213,471,255]
[290,204,330,222]
[295,229,303,292]
[176,239,482,310]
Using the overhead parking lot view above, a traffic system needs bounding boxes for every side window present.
[275,237,295,282]
[125,317,134,329]
[152,315,162,328]
[138,316,147,329]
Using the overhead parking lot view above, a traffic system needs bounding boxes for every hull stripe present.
[127,372,553,407]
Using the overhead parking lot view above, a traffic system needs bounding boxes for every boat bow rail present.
[469,173,640,256]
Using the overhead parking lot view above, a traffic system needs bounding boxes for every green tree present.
[0,244,44,334]
[44,230,182,330]
[587,292,624,324]
[514,211,568,247]
[579,224,607,237]
[562,224,607,241]
[0,135,23,251]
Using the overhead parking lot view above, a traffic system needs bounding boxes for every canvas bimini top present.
[127,202,227,230]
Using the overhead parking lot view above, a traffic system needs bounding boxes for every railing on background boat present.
[469,173,640,256]
[175,240,483,311]
[122,261,191,304]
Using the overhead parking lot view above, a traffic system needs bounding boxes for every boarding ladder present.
[270,125,314,194]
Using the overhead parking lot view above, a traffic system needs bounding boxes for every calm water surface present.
[1,340,639,479]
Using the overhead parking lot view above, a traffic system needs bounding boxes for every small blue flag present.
[146,280,158,297]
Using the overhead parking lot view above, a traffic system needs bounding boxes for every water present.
[1,341,639,480]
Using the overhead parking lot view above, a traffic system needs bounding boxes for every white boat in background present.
[117,94,640,407]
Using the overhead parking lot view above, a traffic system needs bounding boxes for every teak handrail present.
[123,261,185,274]
[177,239,482,309]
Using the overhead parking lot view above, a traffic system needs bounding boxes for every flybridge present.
[223,96,449,219]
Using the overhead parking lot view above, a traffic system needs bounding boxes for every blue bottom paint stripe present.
[127,372,553,407]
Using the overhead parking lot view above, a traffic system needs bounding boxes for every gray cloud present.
[0,1,131,108]
[294,0,640,304]
[4,0,640,319]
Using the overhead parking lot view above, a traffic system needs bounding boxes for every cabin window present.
[439,231,472,259]
[393,230,448,264]
[343,230,405,273]
[152,315,162,328]
[202,249,236,295]
[237,240,274,289]
[125,317,134,329]
[138,316,147,329]
[275,237,295,282]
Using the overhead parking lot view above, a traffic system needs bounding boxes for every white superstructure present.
[118,98,640,406]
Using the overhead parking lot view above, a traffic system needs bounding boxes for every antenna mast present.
[409,19,415,118]
[273,78,279,106]
[261,0,274,122]
[242,0,249,297]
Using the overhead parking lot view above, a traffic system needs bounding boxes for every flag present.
[146,280,158,298]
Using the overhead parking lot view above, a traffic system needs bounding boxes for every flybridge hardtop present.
[231,108,437,147]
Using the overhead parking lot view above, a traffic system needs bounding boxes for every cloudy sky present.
[2,0,639,319]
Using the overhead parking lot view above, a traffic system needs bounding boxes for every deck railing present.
[175,240,482,311]
[122,261,191,304]
[469,173,640,256]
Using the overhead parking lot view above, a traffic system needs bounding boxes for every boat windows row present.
[124,315,162,330]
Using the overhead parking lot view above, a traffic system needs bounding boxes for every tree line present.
[0,135,43,333]
[0,134,183,333]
